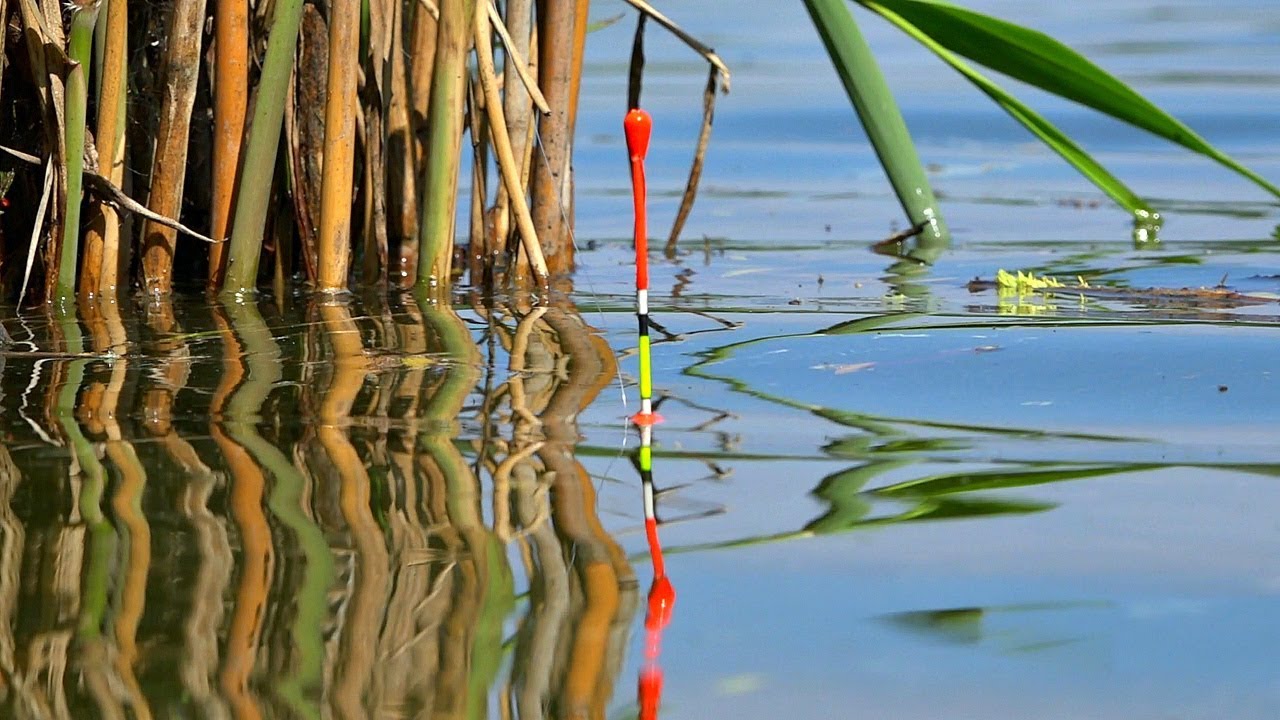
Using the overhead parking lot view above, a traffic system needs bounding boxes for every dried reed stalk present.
[209,0,250,289]
[17,0,68,300]
[667,66,719,252]
[317,0,360,290]
[361,0,394,286]
[530,0,575,273]
[493,0,534,245]
[386,0,420,272]
[81,0,127,299]
[475,2,548,286]
[140,0,207,295]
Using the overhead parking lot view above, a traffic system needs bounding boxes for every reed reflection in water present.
[0,294,640,719]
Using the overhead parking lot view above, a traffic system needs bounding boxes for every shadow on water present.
[0,293,646,719]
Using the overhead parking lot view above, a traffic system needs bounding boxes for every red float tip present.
[625,108,653,160]
[630,410,664,427]
[646,575,676,631]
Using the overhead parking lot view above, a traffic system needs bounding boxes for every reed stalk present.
[287,5,327,283]
[209,0,250,289]
[495,0,535,244]
[57,2,100,305]
[140,0,207,295]
[386,0,419,269]
[398,1,439,277]
[81,0,127,299]
[317,0,361,291]
[223,0,307,295]
[416,0,475,290]
[566,0,589,139]
[359,0,392,286]
[408,2,439,164]
[803,0,948,243]
[531,0,576,274]
[0,1,7,103]
[475,1,549,286]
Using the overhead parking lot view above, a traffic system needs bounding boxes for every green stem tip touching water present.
[59,2,102,305]
[804,0,949,245]
[222,0,306,295]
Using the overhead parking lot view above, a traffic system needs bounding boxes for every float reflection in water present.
[636,439,675,720]
[0,293,643,718]
[625,103,675,720]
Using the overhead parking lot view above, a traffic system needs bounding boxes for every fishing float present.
[625,106,674,720]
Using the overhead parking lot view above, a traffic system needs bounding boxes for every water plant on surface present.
[809,0,1280,242]
[0,2,723,304]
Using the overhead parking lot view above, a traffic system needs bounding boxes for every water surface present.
[1,0,1279,717]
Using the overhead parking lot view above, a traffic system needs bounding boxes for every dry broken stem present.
[620,0,732,91]
[1,144,220,244]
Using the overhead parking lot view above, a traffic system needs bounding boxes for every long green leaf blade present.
[859,0,1280,199]
[804,0,949,242]
[861,1,1156,219]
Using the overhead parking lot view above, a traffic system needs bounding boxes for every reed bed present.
[0,1,725,305]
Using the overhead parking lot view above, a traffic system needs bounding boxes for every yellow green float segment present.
[639,444,653,473]
[638,332,653,402]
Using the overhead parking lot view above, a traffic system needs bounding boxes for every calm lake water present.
[2,0,1279,717]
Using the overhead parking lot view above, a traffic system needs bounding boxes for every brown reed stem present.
[494,0,534,245]
[530,0,575,274]
[317,0,360,291]
[475,3,549,286]
[667,66,719,253]
[387,0,419,275]
[81,0,127,300]
[209,0,250,289]
[140,0,207,295]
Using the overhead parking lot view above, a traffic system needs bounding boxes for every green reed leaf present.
[804,0,949,242]
[860,0,1280,201]
[859,0,1156,220]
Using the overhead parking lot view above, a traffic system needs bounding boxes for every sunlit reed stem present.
[804,0,948,243]
[495,0,535,245]
[209,0,250,289]
[141,0,207,296]
[475,1,549,287]
[223,0,307,295]
[318,0,360,291]
[81,0,127,300]
[530,0,576,273]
